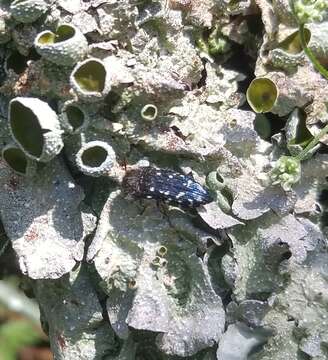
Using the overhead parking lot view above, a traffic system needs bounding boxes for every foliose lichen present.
[9,96,64,162]
[70,58,111,102]
[34,23,88,66]
[0,0,327,359]
[75,140,117,177]
[59,100,89,134]
[10,0,49,24]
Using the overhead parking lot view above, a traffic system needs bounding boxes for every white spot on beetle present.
[168,175,173,179]
[150,187,155,192]
[176,192,185,199]
[164,191,170,195]
[156,172,162,176]
[146,195,153,199]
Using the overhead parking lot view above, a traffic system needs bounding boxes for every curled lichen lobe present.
[122,167,213,208]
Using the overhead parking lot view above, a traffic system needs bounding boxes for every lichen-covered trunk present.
[1,0,328,359]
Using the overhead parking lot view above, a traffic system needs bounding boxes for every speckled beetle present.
[122,166,213,208]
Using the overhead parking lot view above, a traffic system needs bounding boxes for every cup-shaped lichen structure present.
[34,24,88,66]
[278,28,311,55]
[76,141,117,177]
[246,78,279,113]
[271,23,328,70]
[10,0,48,24]
[141,104,158,121]
[59,100,89,134]
[9,97,64,162]
[269,28,311,69]
[70,58,111,102]
[1,143,37,176]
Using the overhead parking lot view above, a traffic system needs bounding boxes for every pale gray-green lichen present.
[0,158,95,279]
[140,103,158,121]
[247,73,312,116]
[33,265,117,359]
[226,300,269,328]
[34,23,88,66]
[293,153,328,214]
[9,97,63,162]
[89,191,225,357]
[267,22,328,72]
[10,0,49,24]
[217,323,270,360]
[70,57,111,102]
[248,221,327,359]
[1,0,328,358]
[59,100,89,134]
[75,140,118,178]
[271,0,299,26]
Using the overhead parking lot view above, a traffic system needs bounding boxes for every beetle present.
[122,166,213,208]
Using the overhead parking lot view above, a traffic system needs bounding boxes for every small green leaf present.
[0,320,42,360]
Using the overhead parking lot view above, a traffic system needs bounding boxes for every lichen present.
[9,97,64,162]
[0,0,328,358]
[89,191,225,357]
[0,158,95,279]
[10,0,49,24]
[70,58,112,102]
[75,140,118,177]
[34,23,88,66]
